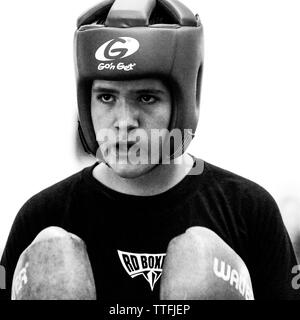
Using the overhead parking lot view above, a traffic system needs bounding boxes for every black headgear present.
[75,0,204,158]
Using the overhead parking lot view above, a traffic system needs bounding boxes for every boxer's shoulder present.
[16,163,98,221]
[204,161,276,205]
[27,169,84,203]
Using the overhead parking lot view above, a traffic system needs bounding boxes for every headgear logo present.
[95,37,140,62]
[118,250,166,291]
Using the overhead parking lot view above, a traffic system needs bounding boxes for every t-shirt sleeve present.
[0,170,84,300]
[0,197,50,300]
[245,186,300,300]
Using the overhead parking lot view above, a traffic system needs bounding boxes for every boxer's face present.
[91,78,172,178]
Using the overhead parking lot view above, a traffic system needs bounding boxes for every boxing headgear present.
[74,0,204,158]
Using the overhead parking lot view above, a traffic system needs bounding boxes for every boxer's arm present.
[11,227,96,300]
[0,199,47,300]
[160,227,254,300]
[0,215,31,299]
[247,189,300,300]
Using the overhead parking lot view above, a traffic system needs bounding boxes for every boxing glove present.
[160,227,254,300]
[11,226,96,300]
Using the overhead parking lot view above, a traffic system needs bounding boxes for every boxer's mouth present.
[115,141,136,153]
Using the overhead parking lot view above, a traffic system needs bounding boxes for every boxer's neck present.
[92,153,198,196]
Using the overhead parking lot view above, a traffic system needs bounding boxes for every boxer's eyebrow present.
[134,89,166,95]
[92,87,166,95]
[92,87,119,94]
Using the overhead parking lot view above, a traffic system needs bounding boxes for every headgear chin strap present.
[74,0,204,160]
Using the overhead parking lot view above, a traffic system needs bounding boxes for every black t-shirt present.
[1,159,299,300]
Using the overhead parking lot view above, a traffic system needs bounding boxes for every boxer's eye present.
[139,95,158,105]
[97,94,115,104]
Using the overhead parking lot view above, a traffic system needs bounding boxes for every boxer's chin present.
[108,161,155,179]
[102,148,159,179]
